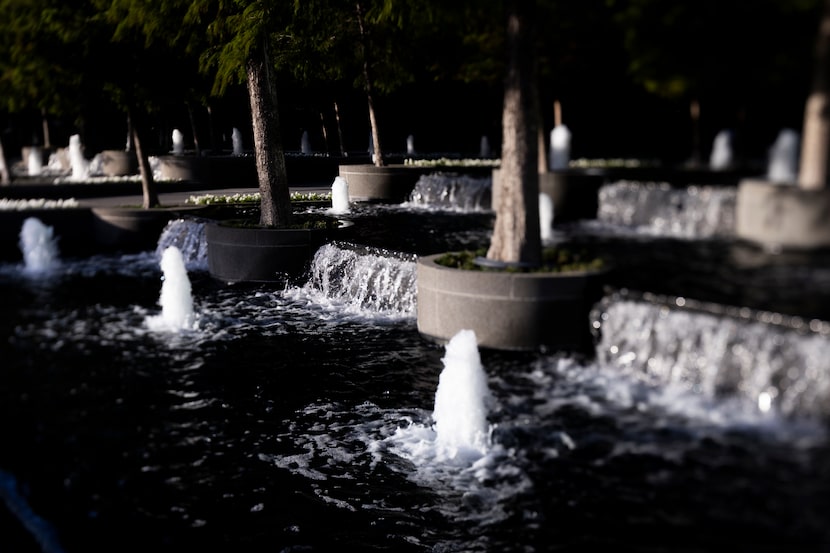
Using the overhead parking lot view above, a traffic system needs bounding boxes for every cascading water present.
[406,173,492,212]
[593,291,830,420]
[592,180,737,238]
[19,217,60,274]
[156,218,208,272]
[296,242,417,318]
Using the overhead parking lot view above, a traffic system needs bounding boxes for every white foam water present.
[405,173,492,212]
[145,246,197,332]
[593,180,737,239]
[19,217,60,275]
[290,242,417,320]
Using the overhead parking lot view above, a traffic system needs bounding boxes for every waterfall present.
[156,219,207,272]
[303,242,417,317]
[406,173,492,212]
[596,181,736,239]
[593,292,830,420]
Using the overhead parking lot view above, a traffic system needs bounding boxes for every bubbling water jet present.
[232,128,243,156]
[432,329,493,463]
[145,246,196,331]
[68,134,89,180]
[539,192,554,241]
[329,176,350,214]
[19,217,60,275]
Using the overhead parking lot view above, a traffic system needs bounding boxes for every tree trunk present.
[129,108,160,209]
[798,0,830,189]
[246,45,291,228]
[487,0,541,266]
[356,3,385,167]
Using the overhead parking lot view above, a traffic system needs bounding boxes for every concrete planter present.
[205,218,352,283]
[157,155,257,187]
[100,150,138,177]
[735,178,830,250]
[338,164,426,203]
[416,253,606,351]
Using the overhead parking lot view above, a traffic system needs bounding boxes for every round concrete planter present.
[492,169,606,223]
[92,206,204,253]
[736,178,830,250]
[100,150,138,176]
[205,218,352,283]
[416,253,606,351]
[338,164,427,203]
[157,155,211,182]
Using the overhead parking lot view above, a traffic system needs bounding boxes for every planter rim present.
[418,252,609,278]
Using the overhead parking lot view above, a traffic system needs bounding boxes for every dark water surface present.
[2,203,829,552]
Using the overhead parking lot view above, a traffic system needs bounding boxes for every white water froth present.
[328,176,350,214]
[19,217,60,275]
[709,129,733,170]
[68,134,90,180]
[290,242,417,320]
[595,296,830,421]
[539,192,554,241]
[232,127,243,156]
[593,180,736,239]
[432,330,493,461]
[145,246,198,332]
[405,173,492,212]
[550,125,571,170]
[767,128,799,183]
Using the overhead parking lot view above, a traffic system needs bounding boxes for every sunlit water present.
[1,195,830,552]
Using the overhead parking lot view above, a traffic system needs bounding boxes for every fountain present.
[68,134,89,180]
[2,186,830,552]
[767,128,799,182]
[479,135,491,158]
[406,173,492,212]
[592,180,736,239]
[172,129,184,155]
[145,246,196,331]
[432,329,492,463]
[709,129,733,170]
[231,128,243,156]
[539,192,554,241]
[406,134,416,156]
[549,124,571,170]
[27,148,42,176]
[300,130,312,154]
[329,176,350,214]
[19,217,59,274]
